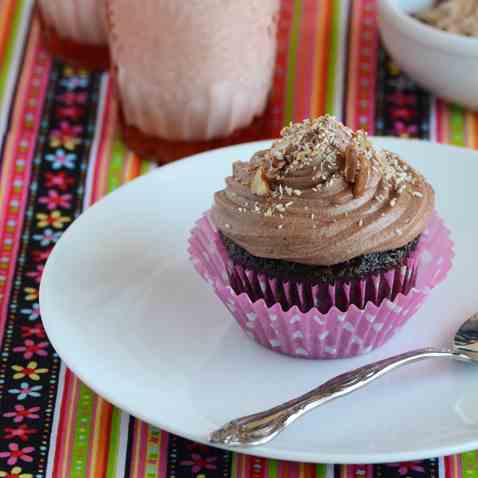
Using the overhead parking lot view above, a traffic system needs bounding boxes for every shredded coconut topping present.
[239,116,425,219]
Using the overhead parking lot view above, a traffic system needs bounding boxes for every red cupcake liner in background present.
[188,211,453,359]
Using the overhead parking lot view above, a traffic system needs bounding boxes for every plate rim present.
[40,138,478,464]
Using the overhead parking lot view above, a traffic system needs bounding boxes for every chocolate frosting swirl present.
[211,116,435,266]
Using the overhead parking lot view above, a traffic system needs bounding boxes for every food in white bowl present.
[378,0,478,110]
[415,0,478,37]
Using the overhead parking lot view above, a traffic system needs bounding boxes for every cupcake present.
[189,116,453,358]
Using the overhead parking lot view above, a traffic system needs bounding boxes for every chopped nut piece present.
[343,138,371,198]
[250,166,271,196]
[344,145,359,183]
[353,154,370,197]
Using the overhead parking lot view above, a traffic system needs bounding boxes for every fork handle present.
[210,347,467,447]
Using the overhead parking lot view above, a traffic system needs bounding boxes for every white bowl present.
[378,0,478,110]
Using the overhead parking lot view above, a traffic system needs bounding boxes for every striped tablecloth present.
[0,1,477,477]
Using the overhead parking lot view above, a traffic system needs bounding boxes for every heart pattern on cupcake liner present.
[189,211,453,359]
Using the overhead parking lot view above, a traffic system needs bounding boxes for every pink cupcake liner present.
[227,259,418,313]
[188,211,454,359]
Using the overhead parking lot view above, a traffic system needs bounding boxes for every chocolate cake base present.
[219,232,420,285]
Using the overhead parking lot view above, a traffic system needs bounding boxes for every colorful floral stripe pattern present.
[280,0,347,124]
[0,32,102,478]
[435,101,478,147]
[0,20,51,338]
[374,49,431,139]
[1,1,478,477]
[0,0,33,156]
[344,0,379,133]
[166,435,231,478]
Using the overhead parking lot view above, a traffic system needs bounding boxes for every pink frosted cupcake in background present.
[189,116,453,359]
[37,0,109,69]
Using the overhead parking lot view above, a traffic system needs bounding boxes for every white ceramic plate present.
[40,139,478,464]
